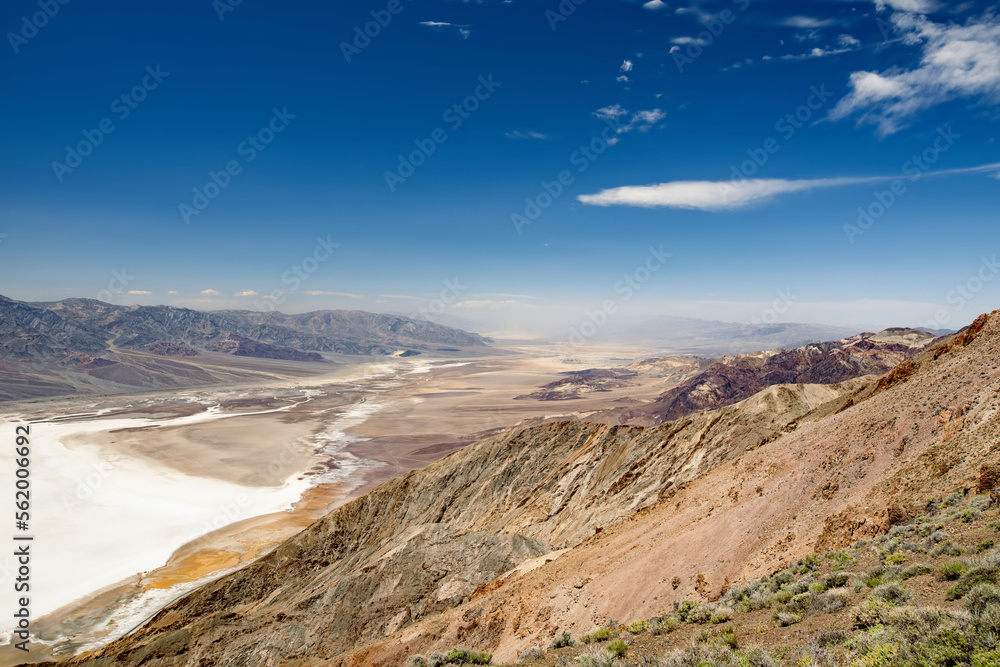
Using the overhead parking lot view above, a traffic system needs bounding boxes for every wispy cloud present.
[831,11,1000,135]
[782,45,855,60]
[304,290,365,298]
[643,0,666,10]
[620,59,634,72]
[577,162,1000,211]
[127,290,151,295]
[671,35,709,46]
[201,289,221,295]
[875,0,938,12]
[419,21,472,39]
[234,290,258,297]
[592,105,665,136]
[505,130,548,140]
[783,16,835,29]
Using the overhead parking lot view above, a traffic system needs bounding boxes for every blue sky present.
[1,0,998,337]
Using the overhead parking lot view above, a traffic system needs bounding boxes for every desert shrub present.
[927,530,949,545]
[852,599,893,628]
[789,576,814,595]
[885,551,906,565]
[549,631,574,649]
[774,610,801,626]
[428,652,448,667]
[771,571,794,588]
[574,646,615,667]
[718,625,738,650]
[872,581,911,605]
[978,540,996,554]
[688,604,717,625]
[901,563,932,579]
[934,540,963,557]
[744,589,771,611]
[444,648,491,664]
[660,643,775,667]
[972,648,1000,667]
[970,495,992,511]
[517,647,544,663]
[627,620,648,634]
[408,655,428,667]
[605,639,628,658]
[817,629,847,647]
[771,589,793,605]
[937,560,968,581]
[965,583,1000,615]
[851,641,898,667]
[591,626,614,642]
[811,588,850,614]
[825,571,851,588]
[710,607,733,624]
[947,563,999,600]
[785,592,811,613]
[962,508,983,523]
[675,599,698,622]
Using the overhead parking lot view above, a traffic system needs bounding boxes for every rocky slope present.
[594,328,937,425]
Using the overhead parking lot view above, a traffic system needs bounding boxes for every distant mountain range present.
[591,327,939,425]
[0,294,490,401]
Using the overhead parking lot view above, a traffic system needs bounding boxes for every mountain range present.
[0,294,490,401]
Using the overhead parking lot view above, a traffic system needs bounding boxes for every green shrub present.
[591,626,614,642]
[676,599,698,622]
[785,592,811,613]
[871,582,911,605]
[444,648,491,664]
[606,639,628,658]
[774,611,801,626]
[972,648,1000,667]
[549,631,574,649]
[811,589,849,614]
[885,552,906,565]
[408,655,428,667]
[946,564,999,600]
[825,572,851,588]
[627,620,648,634]
[965,583,1000,615]
[937,560,968,581]
[852,599,892,628]
[851,642,898,667]
[772,589,793,604]
[901,563,932,579]
[978,540,996,554]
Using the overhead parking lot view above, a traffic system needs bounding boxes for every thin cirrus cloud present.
[304,290,365,298]
[233,290,258,297]
[200,289,221,295]
[830,11,1000,135]
[505,130,548,140]
[783,16,835,29]
[419,21,471,39]
[577,163,1000,211]
[127,290,151,295]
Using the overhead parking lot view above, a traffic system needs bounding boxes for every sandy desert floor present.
[0,342,679,665]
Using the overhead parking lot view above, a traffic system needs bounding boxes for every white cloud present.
[616,75,630,82]
[782,46,854,60]
[201,289,221,296]
[669,45,681,53]
[839,34,861,47]
[419,21,472,38]
[304,290,365,298]
[594,105,665,134]
[875,0,938,12]
[234,290,258,297]
[671,35,709,46]
[127,290,151,295]
[783,16,835,29]
[593,104,629,121]
[831,12,1000,135]
[620,59,634,72]
[643,0,666,9]
[505,130,548,139]
[577,162,1000,211]
[168,290,178,295]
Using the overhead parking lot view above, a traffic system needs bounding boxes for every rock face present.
[595,328,937,425]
